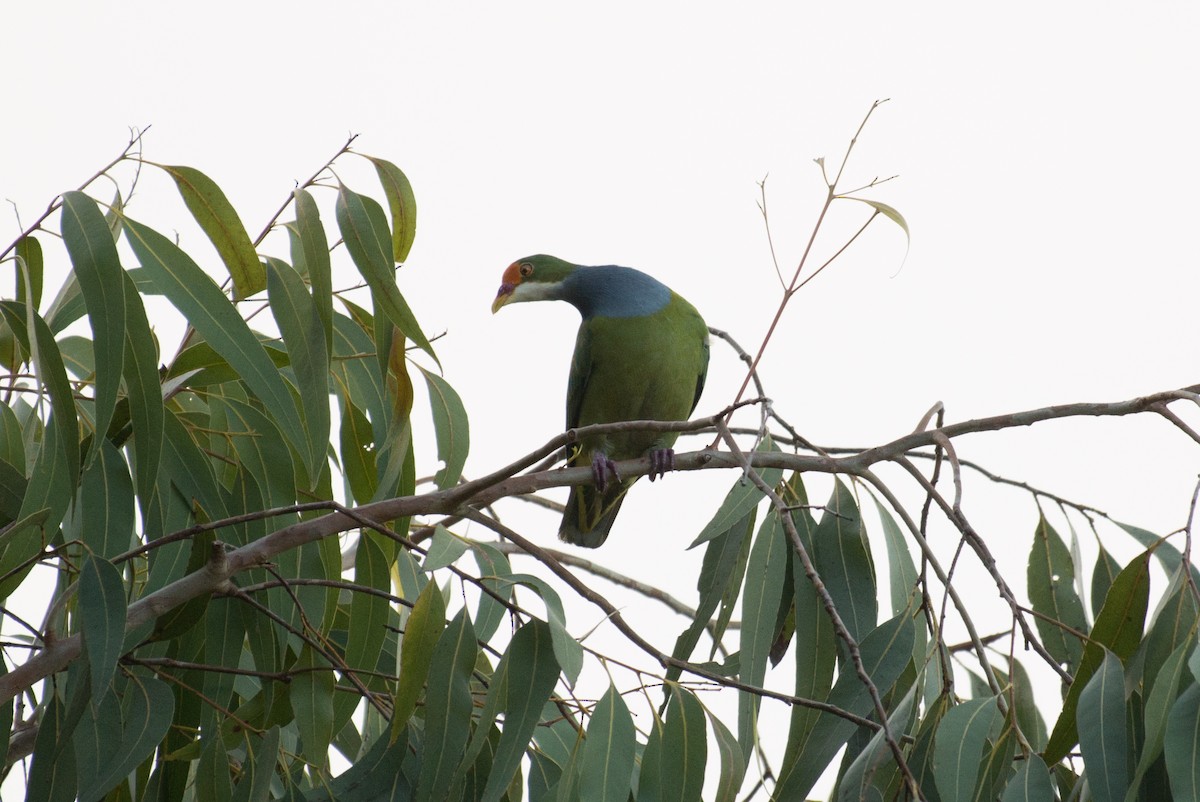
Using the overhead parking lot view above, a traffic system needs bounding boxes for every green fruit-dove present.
[492,254,709,547]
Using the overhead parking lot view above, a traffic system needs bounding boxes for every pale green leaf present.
[419,367,470,489]
[580,684,636,802]
[79,554,127,699]
[1077,649,1128,802]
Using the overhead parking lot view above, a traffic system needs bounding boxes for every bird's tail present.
[559,482,631,548]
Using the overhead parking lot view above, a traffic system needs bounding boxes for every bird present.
[492,254,709,547]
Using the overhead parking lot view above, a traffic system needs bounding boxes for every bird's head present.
[491,254,577,313]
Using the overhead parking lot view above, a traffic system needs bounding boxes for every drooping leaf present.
[579,684,635,802]
[1027,513,1087,671]
[814,479,877,644]
[81,671,175,801]
[422,524,470,571]
[706,705,746,802]
[688,442,782,549]
[290,645,335,769]
[1077,649,1129,802]
[335,183,437,363]
[158,164,264,298]
[504,573,583,686]
[1128,636,1197,801]
[78,554,127,699]
[659,685,707,802]
[391,580,446,740]
[61,191,125,465]
[1000,753,1055,802]
[836,685,916,802]
[122,217,308,463]
[1091,543,1123,619]
[737,508,788,760]
[840,196,911,246]
[266,256,330,483]
[363,155,418,263]
[419,367,469,490]
[119,271,163,512]
[1044,549,1150,763]
[1165,683,1200,801]
[933,696,1004,802]
[469,540,513,642]
[292,188,333,352]
[418,608,478,802]
[346,535,390,693]
[78,440,135,559]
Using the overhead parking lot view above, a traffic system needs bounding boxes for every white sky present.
[4,2,1200,797]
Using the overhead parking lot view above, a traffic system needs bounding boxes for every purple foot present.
[647,448,676,482]
[592,452,620,493]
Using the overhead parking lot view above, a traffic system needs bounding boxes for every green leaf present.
[292,188,333,353]
[78,440,135,559]
[158,164,264,298]
[1116,521,1200,586]
[773,614,915,800]
[933,696,1004,802]
[346,535,390,694]
[874,496,919,620]
[122,216,308,467]
[27,692,78,802]
[836,685,916,802]
[1044,549,1150,763]
[196,733,234,802]
[659,685,707,802]
[119,271,163,510]
[266,256,330,483]
[1166,683,1200,800]
[476,621,561,802]
[82,671,175,801]
[419,367,470,490]
[422,524,470,571]
[688,444,782,549]
[1127,636,1196,801]
[706,705,746,802]
[667,508,753,683]
[79,554,127,699]
[504,573,584,686]
[232,726,280,802]
[580,684,636,802]
[290,645,335,768]
[391,580,446,740]
[1000,754,1055,802]
[306,727,412,801]
[335,183,437,364]
[1077,649,1128,802]
[339,394,376,504]
[1091,543,1123,619]
[15,234,43,311]
[1027,513,1087,671]
[363,156,418,263]
[61,191,125,464]
[469,540,513,642]
[418,608,478,802]
[737,508,788,759]
[814,479,877,644]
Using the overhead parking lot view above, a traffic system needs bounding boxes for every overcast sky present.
[4,2,1200,795]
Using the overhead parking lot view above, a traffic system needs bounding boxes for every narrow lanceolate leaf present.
[1077,649,1128,802]
[772,614,915,800]
[122,217,308,464]
[391,581,446,741]
[813,479,877,644]
[79,441,135,559]
[1044,549,1150,763]
[580,684,636,802]
[61,191,124,463]
[292,189,333,351]
[15,234,43,311]
[364,155,418,263]
[422,524,470,571]
[290,645,335,766]
[737,509,788,760]
[27,693,76,802]
[1027,513,1087,671]
[660,685,707,802]
[119,271,162,511]
[933,696,1004,802]
[158,164,264,298]
[1000,754,1055,802]
[335,183,438,363]
[1165,684,1200,801]
[706,706,745,802]
[1127,637,1196,801]
[1116,521,1200,586]
[836,685,916,802]
[419,367,470,489]
[874,496,919,620]
[505,573,584,686]
[346,535,389,691]
[1091,543,1123,619]
[478,621,561,802]
[470,541,513,642]
[79,554,128,699]
[86,671,175,800]
[688,442,782,548]
[418,608,478,802]
[266,256,329,482]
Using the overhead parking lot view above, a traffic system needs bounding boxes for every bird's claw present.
[647,448,676,482]
[592,453,620,493]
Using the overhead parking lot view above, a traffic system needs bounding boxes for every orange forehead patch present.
[501,262,523,285]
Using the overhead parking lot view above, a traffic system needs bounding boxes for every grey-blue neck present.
[560,265,671,319]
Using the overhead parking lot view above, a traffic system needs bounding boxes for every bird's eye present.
[519,263,534,277]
